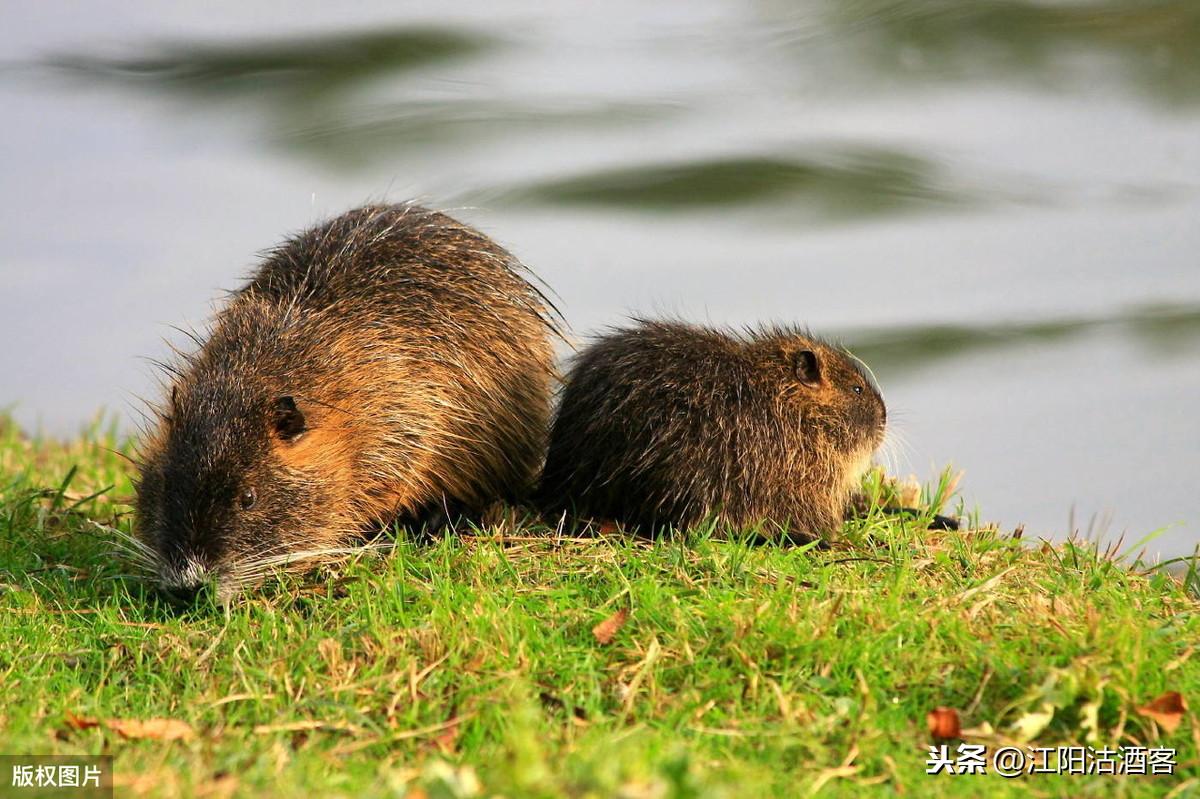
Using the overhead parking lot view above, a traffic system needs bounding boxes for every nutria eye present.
[240,488,257,510]
[853,385,864,395]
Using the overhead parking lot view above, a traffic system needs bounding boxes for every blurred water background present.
[1,1,1197,557]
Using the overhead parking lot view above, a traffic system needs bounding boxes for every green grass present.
[2,415,1199,798]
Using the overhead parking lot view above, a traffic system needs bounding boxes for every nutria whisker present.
[233,540,397,574]
[95,522,162,571]
[95,520,154,552]
[105,543,158,571]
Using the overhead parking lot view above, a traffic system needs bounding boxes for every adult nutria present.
[537,319,885,540]
[135,203,558,600]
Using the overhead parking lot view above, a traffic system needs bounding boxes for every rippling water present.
[2,1,1197,556]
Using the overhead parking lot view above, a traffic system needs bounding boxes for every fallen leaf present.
[959,721,995,738]
[1137,691,1187,734]
[432,717,460,755]
[926,707,961,739]
[106,718,195,741]
[592,607,629,645]
[1010,702,1056,742]
[63,712,100,731]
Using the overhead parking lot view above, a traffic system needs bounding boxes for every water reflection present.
[848,302,1200,374]
[769,0,1200,105]
[274,99,673,170]
[488,149,968,217]
[47,27,495,98]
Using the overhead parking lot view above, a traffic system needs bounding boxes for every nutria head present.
[134,371,351,602]
[762,330,887,484]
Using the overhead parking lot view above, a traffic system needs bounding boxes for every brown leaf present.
[591,607,629,645]
[106,718,195,741]
[63,712,100,731]
[432,717,460,755]
[1136,691,1187,734]
[926,706,961,739]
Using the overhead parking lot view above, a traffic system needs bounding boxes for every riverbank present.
[1,417,1197,797]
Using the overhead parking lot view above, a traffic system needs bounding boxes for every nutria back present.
[537,319,885,540]
[135,203,558,599]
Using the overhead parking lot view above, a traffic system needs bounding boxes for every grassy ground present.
[1,415,1199,798]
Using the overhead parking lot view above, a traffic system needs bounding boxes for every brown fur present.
[536,319,886,540]
[135,203,558,598]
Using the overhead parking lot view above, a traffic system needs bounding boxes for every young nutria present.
[537,319,885,540]
[135,203,558,600]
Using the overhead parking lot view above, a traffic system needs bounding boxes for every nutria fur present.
[537,320,886,540]
[135,203,558,599]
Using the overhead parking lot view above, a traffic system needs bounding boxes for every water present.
[2,1,1198,557]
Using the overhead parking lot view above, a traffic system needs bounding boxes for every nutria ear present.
[272,396,306,441]
[790,349,822,386]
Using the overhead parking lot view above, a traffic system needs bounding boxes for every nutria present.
[536,319,886,540]
[135,203,558,600]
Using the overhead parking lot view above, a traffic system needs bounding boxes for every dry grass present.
[1,416,1198,797]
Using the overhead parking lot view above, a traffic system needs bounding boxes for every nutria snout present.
[537,319,886,540]
[134,203,558,600]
